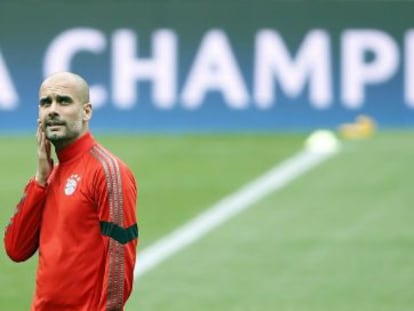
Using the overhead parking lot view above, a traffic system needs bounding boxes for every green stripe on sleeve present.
[100,221,139,244]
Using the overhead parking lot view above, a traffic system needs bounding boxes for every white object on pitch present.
[305,129,341,154]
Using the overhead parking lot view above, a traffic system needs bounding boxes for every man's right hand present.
[35,121,53,186]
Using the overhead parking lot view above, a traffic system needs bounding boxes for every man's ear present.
[83,103,93,121]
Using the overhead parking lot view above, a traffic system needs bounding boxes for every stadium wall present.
[0,1,412,132]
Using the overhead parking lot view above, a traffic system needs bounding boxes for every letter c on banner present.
[43,28,106,108]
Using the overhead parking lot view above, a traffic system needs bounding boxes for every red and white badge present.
[64,174,81,196]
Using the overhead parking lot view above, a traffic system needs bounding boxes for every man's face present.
[38,78,89,144]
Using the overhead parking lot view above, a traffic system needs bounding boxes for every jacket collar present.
[56,132,95,164]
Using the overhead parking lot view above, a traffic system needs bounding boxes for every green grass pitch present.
[0,132,413,310]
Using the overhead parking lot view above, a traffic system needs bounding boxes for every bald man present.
[4,72,139,311]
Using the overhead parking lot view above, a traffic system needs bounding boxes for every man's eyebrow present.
[56,95,73,102]
[39,96,51,104]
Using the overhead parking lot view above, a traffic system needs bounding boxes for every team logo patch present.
[64,174,81,196]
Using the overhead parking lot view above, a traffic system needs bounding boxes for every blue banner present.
[0,2,412,132]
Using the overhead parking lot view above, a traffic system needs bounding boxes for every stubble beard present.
[45,121,83,147]
[45,126,69,142]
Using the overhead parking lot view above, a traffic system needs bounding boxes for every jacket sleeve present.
[93,158,138,311]
[3,179,47,262]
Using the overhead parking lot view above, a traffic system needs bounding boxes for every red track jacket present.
[4,132,138,310]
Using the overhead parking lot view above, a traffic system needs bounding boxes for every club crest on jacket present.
[64,174,81,196]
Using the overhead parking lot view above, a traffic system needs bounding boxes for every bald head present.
[40,72,90,104]
[38,72,93,150]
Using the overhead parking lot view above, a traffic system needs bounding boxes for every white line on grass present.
[134,147,339,279]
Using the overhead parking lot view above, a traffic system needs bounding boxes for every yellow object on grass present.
[338,115,376,140]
